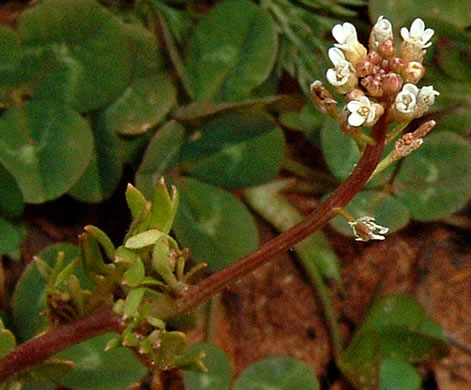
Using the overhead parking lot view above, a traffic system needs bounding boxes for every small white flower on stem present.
[401,18,434,49]
[346,96,376,127]
[348,216,389,242]
[326,48,357,93]
[332,22,367,66]
[418,86,439,106]
[394,83,419,114]
[369,16,393,50]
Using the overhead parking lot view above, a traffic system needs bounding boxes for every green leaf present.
[123,287,146,318]
[68,116,122,203]
[186,0,278,101]
[12,243,81,341]
[189,127,285,188]
[179,112,277,163]
[435,106,471,136]
[18,0,132,112]
[394,132,471,221]
[135,120,185,199]
[330,191,410,236]
[338,295,449,390]
[0,329,15,359]
[369,0,471,30]
[0,164,23,218]
[126,184,148,219]
[55,333,147,390]
[0,101,93,204]
[184,343,231,390]
[123,257,145,287]
[0,26,22,88]
[379,358,421,390]
[233,356,320,390]
[125,229,165,249]
[0,218,22,255]
[102,72,177,136]
[149,179,179,234]
[173,177,258,272]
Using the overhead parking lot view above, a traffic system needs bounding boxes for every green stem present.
[386,121,408,144]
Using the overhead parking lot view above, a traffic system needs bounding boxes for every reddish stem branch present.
[168,112,390,319]
[0,110,389,384]
[0,308,124,383]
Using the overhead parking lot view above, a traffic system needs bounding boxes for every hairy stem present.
[168,110,390,319]
[0,308,123,383]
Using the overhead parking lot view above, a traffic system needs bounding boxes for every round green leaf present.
[233,357,320,390]
[0,102,93,203]
[0,26,22,88]
[184,343,231,390]
[56,333,147,390]
[330,191,410,236]
[188,127,285,188]
[17,0,132,112]
[173,177,258,272]
[435,107,471,136]
[369,0,471,30]
[186,0,278,102]
[103,72,176,136]
[68,118,122,203]
[12,243,80,341]
[379,359,421,390]
[135,121,185,199]
[0,218,22,255]
[394,132,471,221]
[0,164,23,218]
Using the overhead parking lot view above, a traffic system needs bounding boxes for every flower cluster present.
[312,17,439,132]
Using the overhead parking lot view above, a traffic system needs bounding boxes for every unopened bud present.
[367,51,381,65]
[310,80,337,116]
[345,88,365,103]
[382,72,403,96]
[356,59,377,77]
[361,76,383,97]
[411,119,436,139]
[402,61,425,84]
[389,57,406,73]
[391,121,437,161]
[378,39,396,58]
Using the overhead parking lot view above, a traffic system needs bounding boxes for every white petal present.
[400,26,410,41]
[326,68,340,85]
[410,18,425,37]
[343,22,358,40]
[359,96,372,107]
[328,47,345,66]
[422,28,434,43]
[347,100,362,113]
[403,83,419,95]
[332,24,345,43]
[348,111,365,126]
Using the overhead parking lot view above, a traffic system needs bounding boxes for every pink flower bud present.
[378,39,396,58]
[382,72,403,96]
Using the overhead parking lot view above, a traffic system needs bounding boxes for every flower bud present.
[361,76,383,97]
[382,72,403,96]
[310,80,337,116]
[389,57,406,73]
[402,61,425,84]
[367,51,381,65]
[369,16,393,51]
[378,39,396,58]
[356,59,377,77]
[345,88,365,103]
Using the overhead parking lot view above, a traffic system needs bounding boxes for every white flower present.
[348,216,389,242]
[326,48,356,87]
[332,22,367,65]
[418,86,439,106]
[371,16,393,48]
[346,96,376,127]
[400,18,434,49]
[394,83,419,114]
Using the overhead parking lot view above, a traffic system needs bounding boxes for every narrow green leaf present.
[125,184,148,219]
[149,179,179,234]
[186,0,278,101]
[0,329,15,359]
[123,288,146,318]
[125,229,165,249]
[123,257,146,287]
[84,225,116,260]
[152,236,177,286]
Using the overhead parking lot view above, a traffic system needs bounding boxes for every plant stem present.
[168,109,390,319]
[0,308,123,384]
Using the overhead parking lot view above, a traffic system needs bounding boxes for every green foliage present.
[338,295,449,390]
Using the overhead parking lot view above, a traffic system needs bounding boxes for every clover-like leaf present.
[186,0,277,101]
[0,101,93,204]
[173,177,258,271]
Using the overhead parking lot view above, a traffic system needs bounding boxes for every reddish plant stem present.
[168,112,390,319]
[0,308,124,383]
[0,110,389,384]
